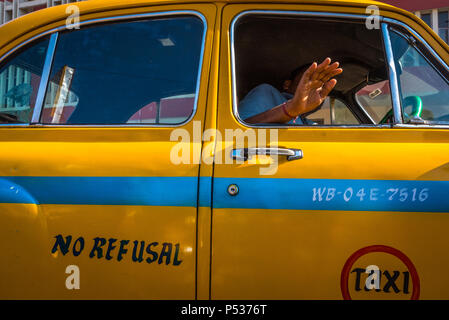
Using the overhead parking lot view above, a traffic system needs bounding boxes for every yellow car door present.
[0,2,215,299]
[211,2,449,300]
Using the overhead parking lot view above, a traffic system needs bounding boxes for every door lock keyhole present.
[227,184,239,196]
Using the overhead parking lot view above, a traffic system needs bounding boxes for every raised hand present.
[289,58,343,116]
[243,58,343,124]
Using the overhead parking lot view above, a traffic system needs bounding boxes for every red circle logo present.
[340,245,420,300]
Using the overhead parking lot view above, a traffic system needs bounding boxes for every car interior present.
[233,14,394,125]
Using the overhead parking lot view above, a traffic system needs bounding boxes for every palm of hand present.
[291,58,343,116]
[299,81,328,113]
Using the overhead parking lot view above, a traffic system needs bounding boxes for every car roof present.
[0,0,428,55]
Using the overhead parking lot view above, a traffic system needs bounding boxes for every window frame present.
[230,10,449,129]
[383,18,449,129]
[230,10,392,129]
[0,10,208,127]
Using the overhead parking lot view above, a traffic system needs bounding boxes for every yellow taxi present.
[0,0,448,300]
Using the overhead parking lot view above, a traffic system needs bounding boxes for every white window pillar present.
[0,2,4,25]
[12,0,18,19]
[415,11,421,19]
[432,9,439,33]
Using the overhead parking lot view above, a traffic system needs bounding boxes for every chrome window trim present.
[0,123,29,127]
[31,32,58,124]
[381,22,403,124]
[393,123,449,129]
[230,10,449,129]
[0,10,208,128]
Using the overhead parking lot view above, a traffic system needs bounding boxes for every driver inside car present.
[239,58,343,124]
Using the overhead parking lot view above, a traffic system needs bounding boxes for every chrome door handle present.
[231,147,303,161]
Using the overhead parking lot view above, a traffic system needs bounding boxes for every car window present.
[0,37,50,124]
[390,29,449,124]
[233,14,389,126]
[356,80,393,124]
[41,16,204,125]
[304,97,359,125]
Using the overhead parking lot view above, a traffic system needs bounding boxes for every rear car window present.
[41,16,204,125]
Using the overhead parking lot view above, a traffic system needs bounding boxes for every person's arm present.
[245,58,343,124]
[244,99,297,124]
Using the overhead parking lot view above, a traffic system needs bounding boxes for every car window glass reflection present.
[0,37,49,124]
[42,16,203,125]
[390,29,449,124]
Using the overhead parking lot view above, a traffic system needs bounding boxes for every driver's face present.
[283,72,304,95]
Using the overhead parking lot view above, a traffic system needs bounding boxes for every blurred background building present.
[382,0,449,43]
[0,0,82,25]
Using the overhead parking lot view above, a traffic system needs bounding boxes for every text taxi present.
[0,0,448,300]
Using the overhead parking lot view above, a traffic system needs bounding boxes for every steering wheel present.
[379,96,423,124]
